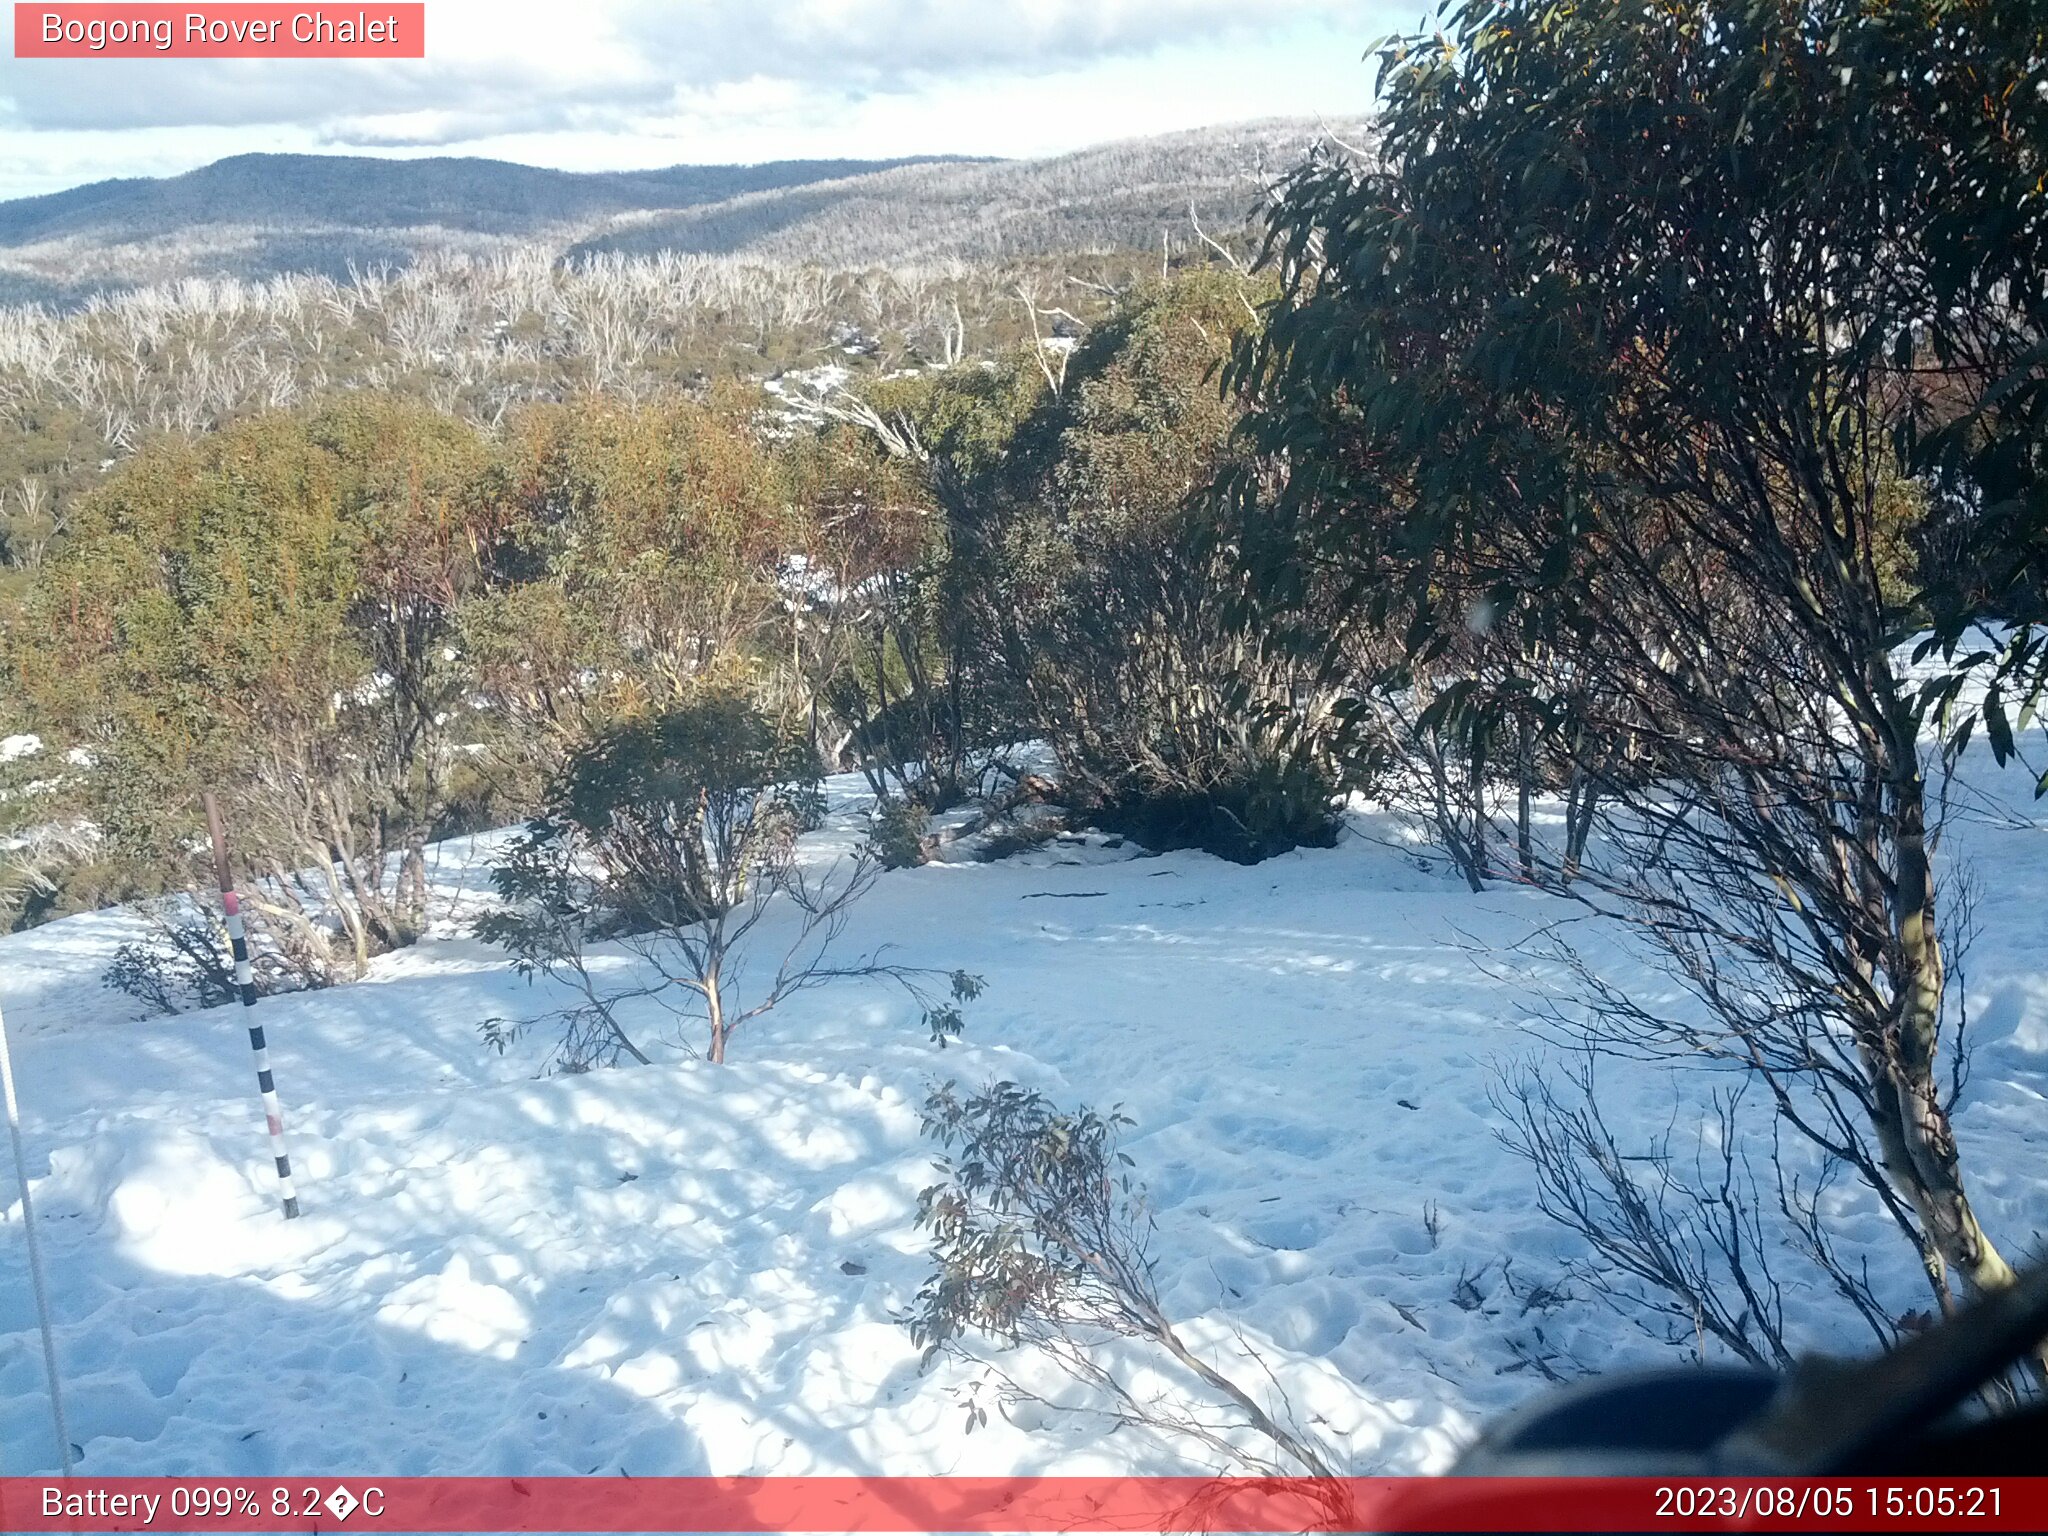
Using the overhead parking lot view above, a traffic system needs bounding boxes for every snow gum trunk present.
[706,971,727,1065]
[1859,670,2034,1368]
[1883,755,2018,1301]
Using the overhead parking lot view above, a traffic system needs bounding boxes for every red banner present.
[13,5,424,58]
[1,1477,2045,1532]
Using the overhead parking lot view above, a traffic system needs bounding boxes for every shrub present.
[479,693,976,1069]
[866,796,931,870]
[911,1080,1336,1475]
[103,901,270,1015]
[1088,746,1342,866]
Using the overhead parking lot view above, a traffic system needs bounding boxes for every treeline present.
[571,118,1353,267]
[0,267,1282,951]
[0,245,1183,588]
[0,118,1349,306]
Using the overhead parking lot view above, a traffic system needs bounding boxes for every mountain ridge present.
[0,118,1372,306]
[0,151,974,246]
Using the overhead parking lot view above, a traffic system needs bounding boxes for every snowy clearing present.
[2,767,2045,1478]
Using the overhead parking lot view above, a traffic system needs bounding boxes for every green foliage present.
[865,796,931,871]
[1233,0,2048,748]
[19,413,365,845]
[1089,753,1342,867]
[911,1080,1146,1357]
[1052,268,1266,527]
[0,401,104,590]
[8,396,497,968]
[492,694,820,944]
[1230,0,2048,1316]
[785,370,1040,806]
[474,693,885,1070]
[919,970,985,1046]
[874,350,1052,492]
[911,270,1343,861]
[457,393,795,794]
[908,1073,1339,1474]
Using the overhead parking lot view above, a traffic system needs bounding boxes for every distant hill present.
[0,153,963,247]
[568,120,1368,267]
[0,119,1371,306]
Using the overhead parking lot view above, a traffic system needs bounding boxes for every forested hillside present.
[570,119,1353,265]
[0,154,960,247]
[0,119,1355,306]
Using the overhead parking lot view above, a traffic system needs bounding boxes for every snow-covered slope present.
[2,768,2044,1477]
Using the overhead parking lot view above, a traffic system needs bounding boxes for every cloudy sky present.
[0,2,1399,201]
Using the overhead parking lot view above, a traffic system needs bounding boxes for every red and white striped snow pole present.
[203,792,301,1220]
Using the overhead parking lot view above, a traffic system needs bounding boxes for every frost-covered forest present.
[0,119,1346,305]
[1,1,2046,1481]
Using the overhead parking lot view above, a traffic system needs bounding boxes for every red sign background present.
[2,1477,2046,1533]
[14,5,425,58]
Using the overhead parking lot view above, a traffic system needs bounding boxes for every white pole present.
[0,1001,73,1476]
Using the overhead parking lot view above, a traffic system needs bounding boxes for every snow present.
[1,760,2045,1478]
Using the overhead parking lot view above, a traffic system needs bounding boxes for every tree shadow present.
[0,1041,942,1477]
[0,1240,705,1477]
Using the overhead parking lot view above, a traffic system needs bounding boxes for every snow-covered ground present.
[1,765,2044,1477]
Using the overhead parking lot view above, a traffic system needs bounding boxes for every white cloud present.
[0,1,1388,197]
[611,0,1355,90]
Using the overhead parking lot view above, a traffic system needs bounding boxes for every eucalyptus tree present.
[1230,0,2048,1319]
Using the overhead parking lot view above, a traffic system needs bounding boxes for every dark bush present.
[1088,755,1342,866]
